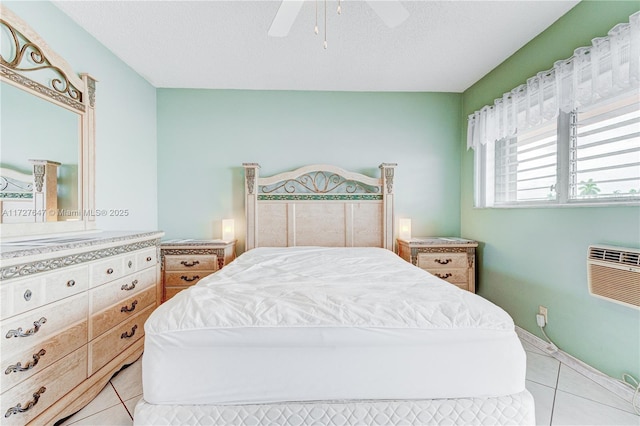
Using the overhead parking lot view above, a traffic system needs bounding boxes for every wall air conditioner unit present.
[587,245,640,309]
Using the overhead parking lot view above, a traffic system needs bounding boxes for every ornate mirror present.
[0,5,96,238]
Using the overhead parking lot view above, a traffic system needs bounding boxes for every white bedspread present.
[143,247,526,405]
[148,247,512,332]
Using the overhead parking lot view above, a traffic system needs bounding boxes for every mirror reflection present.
[0,81,80,223]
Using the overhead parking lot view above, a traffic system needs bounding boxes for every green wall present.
[461,1,640,379]
[4,1,159,231]
[158,90,462,251]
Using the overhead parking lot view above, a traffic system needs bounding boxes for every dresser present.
[0,231,163,425]
[161,239,236,302]
[397,237,478,293]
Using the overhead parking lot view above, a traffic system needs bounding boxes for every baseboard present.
[515,325,637,405]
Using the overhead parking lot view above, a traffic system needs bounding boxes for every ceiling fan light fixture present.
[270,0,408,49]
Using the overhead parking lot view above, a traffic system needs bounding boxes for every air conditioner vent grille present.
[623,252,640,266]
[588,247,640,266]
[588,245,640,309]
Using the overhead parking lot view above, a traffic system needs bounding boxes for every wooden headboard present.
[243,163,396,250]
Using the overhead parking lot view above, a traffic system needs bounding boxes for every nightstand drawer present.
[164,271,213,286]
[417,252,468,269]
[161,240,236,303]
[427,268,468,283]
[397,237,478,293]
[164,255,217,271]
[164,286,187,301]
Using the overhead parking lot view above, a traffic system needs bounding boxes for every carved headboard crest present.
[258,170,382,202]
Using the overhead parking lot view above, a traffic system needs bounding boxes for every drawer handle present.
[146,256,152,262]
[121,324,138,339]
[128,260,133,268]
[67,279,76,287]
[106,268,114,275]
[434,258,452,265]
[5,349,46,375]
[121,300,138,313]
[180,260,200,267]
[435,272,452,279]
[121,279,138,291]
[4,386,46,418]
[6,317,47,339]
[23,289,32,301]
[180,275,200,282]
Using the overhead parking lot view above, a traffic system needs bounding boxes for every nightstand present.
[160,239,236,302]
[397,237,479,293]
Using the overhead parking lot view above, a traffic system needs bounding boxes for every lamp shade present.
[222,219,235,241]
[398,218,412,240]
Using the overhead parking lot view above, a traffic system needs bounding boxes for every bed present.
[134,163,535,425]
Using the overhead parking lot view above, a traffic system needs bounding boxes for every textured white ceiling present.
[53,0,579,92]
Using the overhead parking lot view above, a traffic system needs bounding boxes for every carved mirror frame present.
[0,5,96,238]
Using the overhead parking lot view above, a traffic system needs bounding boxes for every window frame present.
[474,95,640,209]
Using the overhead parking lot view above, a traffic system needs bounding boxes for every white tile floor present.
[57,338,639,425]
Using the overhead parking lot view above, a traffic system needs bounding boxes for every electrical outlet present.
[538,306,548,325]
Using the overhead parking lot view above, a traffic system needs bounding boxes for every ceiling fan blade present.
[366,0,409,28]
[268,0,305,37]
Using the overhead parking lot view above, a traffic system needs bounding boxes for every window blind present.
[571,94,640,199]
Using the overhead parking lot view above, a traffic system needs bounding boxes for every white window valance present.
[467,11,640,150]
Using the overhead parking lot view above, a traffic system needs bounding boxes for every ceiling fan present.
[268,0,409,38]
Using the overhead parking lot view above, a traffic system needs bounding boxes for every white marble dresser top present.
[0,230,163,260]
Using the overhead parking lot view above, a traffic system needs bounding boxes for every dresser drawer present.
[0,265,88,321]
[0,293,88,359]
[89,286,156,339]
[89,268,156,313]
[90,256,126,288]
[43,265,89,304]
[417,252,468,270]
[1,320,87,392]
[136,247,158,270]
[164,255,217,271]
[0,276,44,321]
[89,304,153,375]
[1,346,87,425]
[122,252,138,276]
[164,270,213,286]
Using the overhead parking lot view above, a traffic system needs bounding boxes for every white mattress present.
[143,247,526,405]
[134,391,536,426]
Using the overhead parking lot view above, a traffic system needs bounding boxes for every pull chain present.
[323,0,327,49]
[314,0,319,34]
